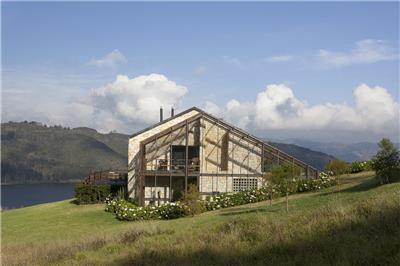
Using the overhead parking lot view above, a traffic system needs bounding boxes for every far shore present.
[1,180,82,185]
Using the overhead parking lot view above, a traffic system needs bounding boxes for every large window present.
[233,178,258,192]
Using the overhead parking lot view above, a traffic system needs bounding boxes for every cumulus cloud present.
[87,49,127,67]
[317,39,398,67]
[205,83,399,137]
[88,73,188,130]
[264,55,295,63]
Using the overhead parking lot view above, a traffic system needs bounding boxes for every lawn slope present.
[2,172,400,265]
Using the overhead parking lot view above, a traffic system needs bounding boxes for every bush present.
[349,161,372,173]
[326,159,349,176]
[108,199,187,221]
[106,173,336,221]
[75,183,125,204]
[182,184,204,216]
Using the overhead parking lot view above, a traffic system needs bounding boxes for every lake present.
[1,183,76,209]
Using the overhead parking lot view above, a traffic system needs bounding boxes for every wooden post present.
[261,144,265,173]
[185,120,189,194]
[139,144,146,206]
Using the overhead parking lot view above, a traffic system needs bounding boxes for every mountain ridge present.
[2,121,335,184]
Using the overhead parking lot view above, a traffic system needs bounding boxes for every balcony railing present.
[145,158,200,173]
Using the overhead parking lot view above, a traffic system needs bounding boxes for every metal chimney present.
[160,107,163,122]
[171,107,174,117]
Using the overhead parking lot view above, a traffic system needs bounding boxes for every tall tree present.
[372,138,400,184]
[268,163,301,212]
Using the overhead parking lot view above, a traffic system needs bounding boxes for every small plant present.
[269,163,301,212]
[182,184,204,216]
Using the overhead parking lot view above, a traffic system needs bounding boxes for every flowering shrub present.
[297,175,336,192]
[106,199,188,221]
[349,161,372,173]
[106,173,336,221]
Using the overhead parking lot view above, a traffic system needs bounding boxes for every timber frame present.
[128,107,319,206]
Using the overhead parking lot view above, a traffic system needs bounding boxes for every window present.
[220,132,229,170]
[233,178,258,192]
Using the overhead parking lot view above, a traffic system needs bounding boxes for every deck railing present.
[145,158,200,173]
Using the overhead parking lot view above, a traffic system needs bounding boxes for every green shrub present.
[106,174,336,221]
[74,183,125,204]
[107,199,187,221]
[182,184,204,216]
[349,161,372,173]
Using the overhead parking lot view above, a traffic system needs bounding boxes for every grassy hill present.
[1,122,335,184]
[2,172,399,265]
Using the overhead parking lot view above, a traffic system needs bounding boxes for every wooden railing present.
[83,169,127,185]
[145,158,200,173]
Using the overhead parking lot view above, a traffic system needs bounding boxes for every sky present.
[2,1,399,143]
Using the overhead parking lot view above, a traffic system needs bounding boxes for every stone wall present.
[128,109,200,200]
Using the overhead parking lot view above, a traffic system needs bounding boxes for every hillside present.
[1,121,335,184]
[2,172,399,265]
[268,142,336,170]
[1,122,128,184]
[280,138,400,162]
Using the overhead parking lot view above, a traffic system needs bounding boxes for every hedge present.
[74,183,125,204]
[106,173,336,221]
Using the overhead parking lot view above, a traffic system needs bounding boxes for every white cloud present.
[205,83,399,136]
[265,55,295,63]
[317,39,398,67]
[87,73,188,131]
[204,101,222,117]
[87,49,127,67]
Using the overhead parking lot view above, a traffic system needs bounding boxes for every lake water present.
[1,183,76,209]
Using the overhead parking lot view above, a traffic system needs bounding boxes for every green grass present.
[2,171,400,265]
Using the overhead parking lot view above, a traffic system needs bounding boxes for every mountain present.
[1,122,128,184]
[268,142,336,171]
[1,122,335,184]
[279,138,400,162]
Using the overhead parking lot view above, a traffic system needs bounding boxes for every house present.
[128,107,318,206]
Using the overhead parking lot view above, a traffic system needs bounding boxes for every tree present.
[372,138,400,184]
[262,171,275,206]
[326,159,348,192]
[268,163,301,212]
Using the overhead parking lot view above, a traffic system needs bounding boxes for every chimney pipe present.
[160,107,163,122]
[171,107,174,117]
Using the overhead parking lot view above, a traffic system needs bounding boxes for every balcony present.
[144,158,200,176]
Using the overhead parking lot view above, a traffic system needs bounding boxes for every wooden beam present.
[141,113,202,146]
[185,120,189,194]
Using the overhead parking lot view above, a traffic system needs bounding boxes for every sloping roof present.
[131,106,318,172]
[130,107,201,138]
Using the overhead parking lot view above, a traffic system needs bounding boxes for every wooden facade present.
[128,107,318,206]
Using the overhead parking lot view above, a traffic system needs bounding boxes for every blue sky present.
[2,2,399,142]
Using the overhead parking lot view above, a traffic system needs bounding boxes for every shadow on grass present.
[69,199,79,205]
[115,204,400,266]
[318,177,381,198]
[218,206,281,217]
